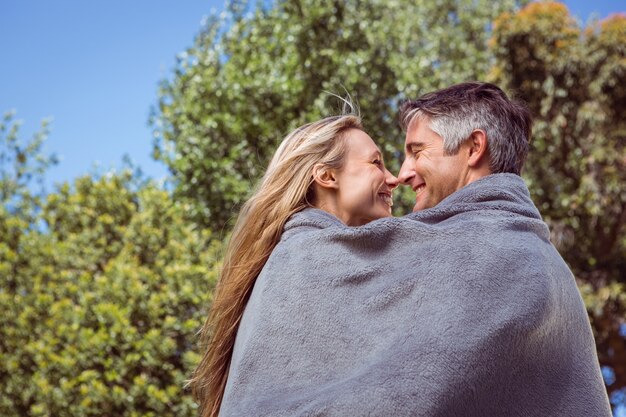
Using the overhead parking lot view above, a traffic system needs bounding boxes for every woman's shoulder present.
[281,208,344,240]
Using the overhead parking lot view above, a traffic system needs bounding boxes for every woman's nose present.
[385,169,400,190]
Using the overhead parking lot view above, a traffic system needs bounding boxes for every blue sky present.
[1,0,624,192]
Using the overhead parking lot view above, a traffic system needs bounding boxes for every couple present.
[192,82,611,416]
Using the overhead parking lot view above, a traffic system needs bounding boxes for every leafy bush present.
[0,173,222,416]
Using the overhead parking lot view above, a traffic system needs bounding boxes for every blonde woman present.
[190,113,399,417]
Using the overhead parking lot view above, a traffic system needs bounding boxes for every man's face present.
[398,117,471,211]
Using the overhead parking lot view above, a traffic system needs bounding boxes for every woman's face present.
[333,129,399,226]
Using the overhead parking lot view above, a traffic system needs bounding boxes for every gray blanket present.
[219,174,611,417]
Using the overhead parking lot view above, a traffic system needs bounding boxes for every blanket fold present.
[219,174,611,417]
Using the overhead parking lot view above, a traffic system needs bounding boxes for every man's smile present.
[413,183,426,196]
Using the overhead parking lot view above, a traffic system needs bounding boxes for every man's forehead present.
[406,112,431,129]
[404,121,440,146]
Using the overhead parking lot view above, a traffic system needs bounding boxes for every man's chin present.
[412,198,434,212]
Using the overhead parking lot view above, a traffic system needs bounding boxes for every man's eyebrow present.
[406,141,425,151]
[369,150,382,159]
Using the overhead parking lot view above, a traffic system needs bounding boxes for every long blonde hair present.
[190,114,363,417]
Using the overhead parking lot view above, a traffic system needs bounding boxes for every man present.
[219,82,612,417]
[391,81,611,415]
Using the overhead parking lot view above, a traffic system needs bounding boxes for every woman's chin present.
[343,208,394,226]
[367,209,394,224]
[380,205,394,218]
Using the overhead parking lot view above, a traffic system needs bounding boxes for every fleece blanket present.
[219,174,611,417]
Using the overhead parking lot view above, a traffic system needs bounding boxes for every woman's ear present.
[467,129,489,168]
[312,163,339,189]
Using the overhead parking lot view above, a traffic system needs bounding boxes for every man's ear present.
[467,129,489,168]
[312,164,339,189]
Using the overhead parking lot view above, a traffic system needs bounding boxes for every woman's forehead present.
[344,129,381,158]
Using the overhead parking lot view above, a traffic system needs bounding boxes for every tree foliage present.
[0,170,222,416]
[491,1,626,403]
[152,0,524,231]
[0,111,57,221]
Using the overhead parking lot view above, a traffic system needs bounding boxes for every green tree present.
[152,0,525,231]
[491,1,626,403]
[0,111,57,221]
[0,170,223,416]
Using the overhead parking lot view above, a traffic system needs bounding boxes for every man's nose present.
[397,158,415,184]
[384,169,400,191]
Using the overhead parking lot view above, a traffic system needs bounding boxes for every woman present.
[190,113,398,417]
